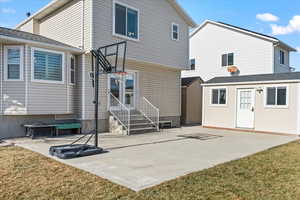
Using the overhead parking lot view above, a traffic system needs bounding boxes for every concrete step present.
[130,115,147,120]
[129,127,157,135]
[130,122,155,129]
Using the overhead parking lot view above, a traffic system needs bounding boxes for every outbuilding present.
[181,77,203,125]
[202,72,300,135]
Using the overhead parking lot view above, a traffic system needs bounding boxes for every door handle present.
[251,107,255,112]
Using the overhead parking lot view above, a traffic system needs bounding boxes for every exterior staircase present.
[109,93,159,135]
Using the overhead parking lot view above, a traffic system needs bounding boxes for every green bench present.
[55,123,82,136]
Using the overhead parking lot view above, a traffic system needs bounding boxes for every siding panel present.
[83,58,181,120]
[2,45,26,115]
[93,0,189,69]
[27,46,72,115]
[39,0,83,49]
[183,23,275,81]
[274,47,291,73]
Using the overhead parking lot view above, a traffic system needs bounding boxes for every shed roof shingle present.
[205,72,300,85]
[182,77,202,87]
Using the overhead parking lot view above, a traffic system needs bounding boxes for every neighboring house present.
[202,72,300,135]
[181,77,203,125]
[182,20,297,81]
[0,0,196,138]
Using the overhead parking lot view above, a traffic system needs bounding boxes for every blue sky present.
[0,0,299,70]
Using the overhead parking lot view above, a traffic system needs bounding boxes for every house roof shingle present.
[0,26,82,52]
[205,72,300,85]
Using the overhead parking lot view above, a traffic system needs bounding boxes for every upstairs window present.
[172,23,179,41]
[70,56,75,85]
[280,50,285,65]
[190,59,195,70]
[222,53,234,67]
[114,2,139,40]
[211,88,227,105]
[266,86,287,107]
[32,48,64,83]
[4,46,23,81]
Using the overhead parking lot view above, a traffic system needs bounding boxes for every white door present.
[236,89,255,129]
[123,73,136,109]
[109,72,137,109]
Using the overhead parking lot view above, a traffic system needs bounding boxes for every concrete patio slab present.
[11,126,299,191]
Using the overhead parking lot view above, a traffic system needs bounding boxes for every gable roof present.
[182,77,203,87]
[190,20,296,52]
[205,72,300,85]
[0,26,83,53]
[16,0,197,29]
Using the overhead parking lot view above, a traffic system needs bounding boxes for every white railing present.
[138,97,160,131]
[109,93,130,135]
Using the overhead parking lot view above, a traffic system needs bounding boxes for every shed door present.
[236,89,255,129]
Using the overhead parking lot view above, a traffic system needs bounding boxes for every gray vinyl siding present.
[82,57,181,120]
[0,44,2,114]
[92,0,189,69]
[26,46,75,115]
[274,47,291,73]
[83,54,109,120]
[74,55,83,119]
[2,45,26,115]
[18,19,34,33]
[39,0,84,49]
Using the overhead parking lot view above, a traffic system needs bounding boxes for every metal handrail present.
[138,97,160,131]
[109,92,130,135]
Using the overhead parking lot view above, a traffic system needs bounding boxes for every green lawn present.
[1,140,300,200]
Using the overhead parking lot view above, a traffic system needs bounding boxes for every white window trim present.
[4,45,24,81]
[264,85,289,109]
[70,55,76,86]
[112,0,140,42]
[107,70,139,111]
[171,23,179,41]
[31,47,65,84]
[210,87,228,107]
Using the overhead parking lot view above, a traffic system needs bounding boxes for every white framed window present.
[172,23,179,41]
[70,55,75,85]
[113,1,139,41]
[280,50,285,65]
[222,53,234,67]
[31,47,65,84]
[4,45,24,81]
[211,88,227,105]
[265,85,288,108]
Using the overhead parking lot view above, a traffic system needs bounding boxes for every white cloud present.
[256,13,279,22]
[271,15,300,35]
[297,47,300,53]
[1,8,16,14]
